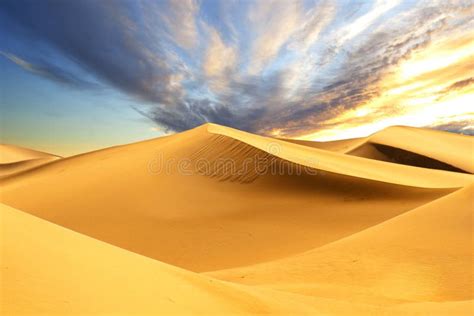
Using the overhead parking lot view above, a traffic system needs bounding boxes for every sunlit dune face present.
[301,32,474,141]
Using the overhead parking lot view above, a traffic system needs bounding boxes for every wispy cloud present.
[288,0,336,52]
[442,77,474,93]
[145,0,200,50]
[335,0,400,46]
[202,27,237,80]
[1,52,98,89]
[246,0,302,73]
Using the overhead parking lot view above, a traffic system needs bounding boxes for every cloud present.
[260,1,473,138]
[247,0,302,73]
[288,1,336,52]
[1,51,98,89]
[203,27,237,78]
[0,0,183,105]
[141,0,199,50]
[429,121,474,135]
[444,77,474,92]
[336,0,400,46]
[1,0,472,138]
[165,0,199,49]
[133,100,266,133]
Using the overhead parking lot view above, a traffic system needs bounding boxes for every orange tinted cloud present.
[297,31,474,141]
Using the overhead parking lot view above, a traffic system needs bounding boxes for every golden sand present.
[1,124,472,315]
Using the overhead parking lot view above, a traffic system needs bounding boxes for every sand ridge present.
[205,123,472,187]
[0,124,461,272]
[1,123,473,315]
[281,126,474,173]
[0,144,61,179]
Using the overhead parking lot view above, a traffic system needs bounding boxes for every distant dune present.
[282,126,474,173]
[0,144,61,179]
[1,123,472,315]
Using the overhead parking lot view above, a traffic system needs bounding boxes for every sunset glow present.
[301,31,474,141]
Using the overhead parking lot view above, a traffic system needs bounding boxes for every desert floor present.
[1,123,473,315]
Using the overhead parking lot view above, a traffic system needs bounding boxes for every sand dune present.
[282,126,474,173]
[0,203,329,315]
[0,124,461,272]
[206,124,471,187]
[209,185,474,304]
[349,126,474,173]
[1,123,472,315]
[3,202,471,315]
[0,144,60,178]
[279,136,367,152]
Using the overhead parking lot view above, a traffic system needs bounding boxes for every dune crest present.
[1,123,472,315]
[0,144,60,179]
[205,123,471,188]
[282,126,474,173]
[0,124,461,272]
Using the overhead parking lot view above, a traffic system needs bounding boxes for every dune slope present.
[279,136,367,152]
[0,124,460,272]
[0,203,329,315]
[209,185,474,305]
[206,124,471,187]
[1,124,472,315]
[0,144,60,178]
[3,203,471,315]
[365,126,474,173]
[282,126,474,173]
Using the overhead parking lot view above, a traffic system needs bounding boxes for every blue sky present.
[1,0,473,156]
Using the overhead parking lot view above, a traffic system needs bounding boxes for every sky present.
[1,0,473,156]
